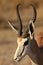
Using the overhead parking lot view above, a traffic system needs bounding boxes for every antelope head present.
[8,4,37,62]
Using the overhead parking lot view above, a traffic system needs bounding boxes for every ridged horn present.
[16,4,22,36]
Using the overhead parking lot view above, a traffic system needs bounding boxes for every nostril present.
[14,58,17,60]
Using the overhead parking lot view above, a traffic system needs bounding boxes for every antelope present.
[8,4,43,65]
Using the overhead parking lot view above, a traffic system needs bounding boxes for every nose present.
[13,56,17,60]
[13,57,17,62]
[14,55,19,62]
[13,55,20,62]
[14,57,20,62]
[14,57,17,60]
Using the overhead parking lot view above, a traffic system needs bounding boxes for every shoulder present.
[35,31,43,48]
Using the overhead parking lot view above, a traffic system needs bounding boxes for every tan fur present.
[31,60,38,65]
[17,37,23,43]
[35,31,43,47]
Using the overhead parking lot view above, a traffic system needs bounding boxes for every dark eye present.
[23,33,30,38]
[24,40,28,46]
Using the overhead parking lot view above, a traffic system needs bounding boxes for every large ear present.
[28,20,35,39]
[8,21,18,33]
[28,4,36,39]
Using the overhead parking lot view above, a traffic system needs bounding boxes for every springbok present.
[8,4,43,65]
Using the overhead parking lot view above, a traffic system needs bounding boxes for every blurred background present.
[0,0,43,65]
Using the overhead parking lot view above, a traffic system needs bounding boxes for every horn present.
[16,4,22,36]
[23,4,37,38]
[30,4,37,23]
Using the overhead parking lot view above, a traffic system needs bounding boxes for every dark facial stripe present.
[19,40,28,56]
[19,46,25,56]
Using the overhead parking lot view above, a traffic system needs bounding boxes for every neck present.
[27,38,40,64]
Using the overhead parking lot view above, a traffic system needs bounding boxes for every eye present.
[24,40,28,46]
[23,33,30,38]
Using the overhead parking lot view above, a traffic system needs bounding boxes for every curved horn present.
[16,4,22,36]
[23,4,37,38]
[30,4,37,23]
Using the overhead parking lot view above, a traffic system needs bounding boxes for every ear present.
[28,20,35,39]
[8,21,18,33]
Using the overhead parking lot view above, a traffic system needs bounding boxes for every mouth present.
[14,46,25,62]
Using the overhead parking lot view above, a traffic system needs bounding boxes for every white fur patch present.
[29,30,33,39]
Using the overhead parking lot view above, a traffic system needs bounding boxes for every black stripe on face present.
[19,40,28,56]
[19,46,25,56]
